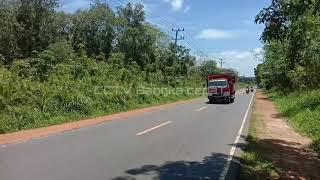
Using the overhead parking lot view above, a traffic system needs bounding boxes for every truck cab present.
[208,74,236,104]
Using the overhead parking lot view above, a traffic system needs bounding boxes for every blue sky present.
[60,0,269,76]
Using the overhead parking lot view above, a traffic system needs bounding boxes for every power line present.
[107,0,173,32]
[184,32,204,51]
[172,28,184,46]
[184,31,210,58]
[116,0,179,28]
[217,58,225,68]
[106,0,208,61]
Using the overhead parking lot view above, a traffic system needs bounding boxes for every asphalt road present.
[0,91,255,180]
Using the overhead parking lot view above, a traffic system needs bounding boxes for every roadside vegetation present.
[237,77,255,89]
[0,0,239,134]
[266,89,320,152]
[254,0,320,151]
[241,108,281,179]
[243,0,320,178]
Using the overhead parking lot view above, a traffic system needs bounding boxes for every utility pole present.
[217,58,225,69]
[172,28,184,51]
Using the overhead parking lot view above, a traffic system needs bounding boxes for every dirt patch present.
[254,91,320,179]
[0,98,202,145]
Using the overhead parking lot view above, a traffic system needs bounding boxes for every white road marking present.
[219,93,255,179]
[0,145,6,148]
[136,121,172,136]
[196,106,208,112]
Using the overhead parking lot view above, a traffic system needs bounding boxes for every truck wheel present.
[225,97,230,104]
[230,98,235,103]
[209,98,214,104]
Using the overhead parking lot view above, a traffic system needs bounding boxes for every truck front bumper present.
[208,94,230,102]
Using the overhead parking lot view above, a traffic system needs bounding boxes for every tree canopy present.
[255,0,320,91]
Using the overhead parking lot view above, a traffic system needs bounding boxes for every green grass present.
[0,86,203,134]
[265,89,320,152]
[241,106,281,179]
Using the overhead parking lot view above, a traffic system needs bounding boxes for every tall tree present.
[255,0,320,90]
[116,3,155,69]
[15,0,59,57]
[0,2,21,63]
[71,1,115,60]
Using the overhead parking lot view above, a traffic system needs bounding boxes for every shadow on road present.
[238,135,320,179]
[204,101,230,105]
[111,153,241,180]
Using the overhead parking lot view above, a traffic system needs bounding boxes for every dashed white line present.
[219,93,255,179]
[196,106,208,112]
[136,121,172,136]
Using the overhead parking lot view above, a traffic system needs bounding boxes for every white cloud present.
[243,20,253,25]
[211,48,263,76]
[164,0,184,11]
[183,5,191,13]
[197,29,235,40]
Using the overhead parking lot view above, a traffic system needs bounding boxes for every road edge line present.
[219,92,255,179]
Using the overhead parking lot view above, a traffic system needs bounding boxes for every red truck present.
[207,74,236,104]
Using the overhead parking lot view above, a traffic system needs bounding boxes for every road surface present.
[0,91,254,180]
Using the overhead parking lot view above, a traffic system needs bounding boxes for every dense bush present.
[0,40,206,134]
[0,50,203,133]
[0,0,235,134]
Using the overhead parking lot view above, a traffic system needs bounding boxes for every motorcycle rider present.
[246,86,250,94]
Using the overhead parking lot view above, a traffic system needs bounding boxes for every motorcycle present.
[250,87,254,92]
[246,88,250,94]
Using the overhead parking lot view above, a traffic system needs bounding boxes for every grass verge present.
[241,105,281,179]
[265,89,320,152]
[0,91,203,134]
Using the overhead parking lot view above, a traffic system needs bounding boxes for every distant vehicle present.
[246,86,250,94]
[208,74,236,104]
[250,86,254,92]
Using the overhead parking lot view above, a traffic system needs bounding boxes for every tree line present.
[0,0,198,81]
[0,0,232,133]
[255,0,320,91]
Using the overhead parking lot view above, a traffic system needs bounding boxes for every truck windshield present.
[209,81,228,87]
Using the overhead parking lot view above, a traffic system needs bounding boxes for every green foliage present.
[255,0,320,155]
[255,0,320,90]
[0,1,21,64]
[266,89,320,152]
[255,1,320,152]
[16,0,59,57]
[0,53,203,133]
[47,40,75,63]
[71,1,115,60]
[0,0,222,133]
[238,77,255,85]
[199,60,219,79]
